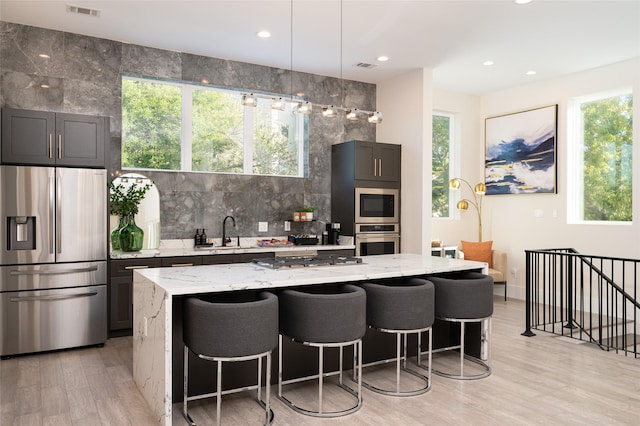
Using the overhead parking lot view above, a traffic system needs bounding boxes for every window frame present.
[568,87,633,225]
[122,74,308,177]
[432,111,457,219]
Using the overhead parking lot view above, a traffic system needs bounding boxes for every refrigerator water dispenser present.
[7,216,36,250]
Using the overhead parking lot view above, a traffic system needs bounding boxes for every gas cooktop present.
[252,254,363,269]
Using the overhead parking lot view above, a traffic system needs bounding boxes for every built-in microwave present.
[355,187,399,223]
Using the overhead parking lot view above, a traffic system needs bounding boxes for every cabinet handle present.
[57,134,62,159]
[124,265,150,270]
[373,158,377,176]
[378,158,382,177]
[170,263,194,267]
[48,134,53,159]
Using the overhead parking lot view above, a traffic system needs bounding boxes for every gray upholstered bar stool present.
[358,277,435,396]
[427,272,493,380]
[182,292,278,426]
[278,284,366,418]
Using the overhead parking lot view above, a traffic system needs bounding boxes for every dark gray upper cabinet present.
[333,140,401,188]
[1,108,107,168]
[354,141,401,183]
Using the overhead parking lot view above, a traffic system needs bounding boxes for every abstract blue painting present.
[485,105,557,195]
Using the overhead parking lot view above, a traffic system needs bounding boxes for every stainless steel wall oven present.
[354,223,400,256]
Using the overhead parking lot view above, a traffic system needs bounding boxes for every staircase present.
[523,248,640,358]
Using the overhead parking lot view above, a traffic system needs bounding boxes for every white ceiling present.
[1,0,639,95]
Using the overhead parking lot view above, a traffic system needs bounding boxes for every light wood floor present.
[2,297,640,425]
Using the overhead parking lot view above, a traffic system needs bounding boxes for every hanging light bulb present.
[322,105,338,118]
[241,93,257,107]
[271,97,286,111]
[345,108,359,121]
[296,101,312,114]
[367,111,383,124]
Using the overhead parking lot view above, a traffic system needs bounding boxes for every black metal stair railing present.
[523,248,640,358]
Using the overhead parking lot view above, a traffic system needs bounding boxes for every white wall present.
[434,58,640,299]
[377,68,433,254]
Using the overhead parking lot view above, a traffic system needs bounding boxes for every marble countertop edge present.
[134,254,487,297]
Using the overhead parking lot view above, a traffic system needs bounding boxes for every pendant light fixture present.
[368,111,383,124]
[345,108,359,121]
[241,93,257,107]
[271,97,286,111]
[322,105,338,118]
[296,101,312,114]
[237,0,382,124]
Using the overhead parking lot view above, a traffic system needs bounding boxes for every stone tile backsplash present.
[0,21,377,239]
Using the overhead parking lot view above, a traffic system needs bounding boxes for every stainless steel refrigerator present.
[0,165,107,357]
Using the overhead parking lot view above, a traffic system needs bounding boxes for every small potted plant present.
[298,206,315,222]
[109,180,151,252]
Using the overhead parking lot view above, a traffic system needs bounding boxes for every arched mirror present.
[109,173,160,250]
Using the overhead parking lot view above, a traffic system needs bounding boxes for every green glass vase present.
[110,216,127,251]
[119,214,144,252]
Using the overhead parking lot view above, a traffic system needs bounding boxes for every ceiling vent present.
[353,62,377,69]
[67,4,101,17]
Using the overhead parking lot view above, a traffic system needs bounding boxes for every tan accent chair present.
[458,249,508,300]
[488,250,508,301]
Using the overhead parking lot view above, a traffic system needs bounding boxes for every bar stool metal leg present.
[429,316,492,380]
[183,346,195,426]
[356,327,432,397]
[278,336,363,417]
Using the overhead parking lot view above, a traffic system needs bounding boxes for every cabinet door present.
[109,258,161,333]
[354,142,376,180]
[375,144,401,182]
[353,141,401,183]
[109,275,133,330]
[1,108,55,165]
[55,113,106,168]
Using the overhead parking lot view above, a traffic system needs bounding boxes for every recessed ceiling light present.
[257,30,271,38]
[515,0,532,4]
[482,60,494,66]
[376,56,389,62]
[525,70,537,75]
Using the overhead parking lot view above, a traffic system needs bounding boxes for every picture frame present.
[484,104,558,195]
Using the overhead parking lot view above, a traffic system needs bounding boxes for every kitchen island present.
[132,253,486,425]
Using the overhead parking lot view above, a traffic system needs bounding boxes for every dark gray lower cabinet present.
[109,258,162,334]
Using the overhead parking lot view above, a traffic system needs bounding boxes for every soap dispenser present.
[201,229,207,245]
[194,228,201,246]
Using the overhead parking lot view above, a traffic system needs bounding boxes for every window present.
[432,112,455,218]
[122,76,307,177]
[570,90,633,222]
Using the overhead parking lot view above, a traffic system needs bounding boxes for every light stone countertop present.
[134,252,487,297]
[111,237,355,259]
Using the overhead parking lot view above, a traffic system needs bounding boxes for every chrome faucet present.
[222,215,236,247]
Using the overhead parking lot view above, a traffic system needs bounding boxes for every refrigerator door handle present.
[49,174,55,254]
[56,175,62,254]
[9,265,99,276]
[10,291,99,302]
